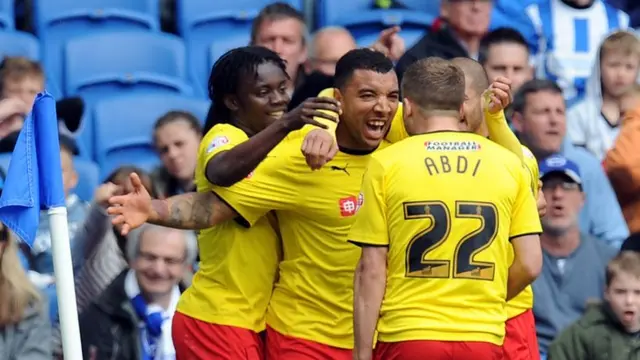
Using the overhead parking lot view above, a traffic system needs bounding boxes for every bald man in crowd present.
[306,26,357,76]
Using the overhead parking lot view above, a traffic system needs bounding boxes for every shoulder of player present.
[202,123,248,143]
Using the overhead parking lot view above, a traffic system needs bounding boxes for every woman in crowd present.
[152,111,202,198]
[0,221,51,359]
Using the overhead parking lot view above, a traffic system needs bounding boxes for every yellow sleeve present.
[509,165,543,239]
[485,106,524,163]
[314,88,338,141]
[212,144,298,227]
[198,124,248,168]
[384,103,409,144]
[347,158,389,246]
[521,146,540,195]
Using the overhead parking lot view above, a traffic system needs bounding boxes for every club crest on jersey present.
[206,136,230,154]
[339,194,363,217]
[424,141,481,151]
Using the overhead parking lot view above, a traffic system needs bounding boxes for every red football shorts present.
[172,311,263,360]
[374,340,503,360]
[265,326,352,360]
[504,309,540,360]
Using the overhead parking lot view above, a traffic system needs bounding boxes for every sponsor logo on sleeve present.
[206,136,230,154]
[424,141,481,151]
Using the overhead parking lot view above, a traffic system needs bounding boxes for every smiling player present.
[108,49,400,359]
[167,46,340,359]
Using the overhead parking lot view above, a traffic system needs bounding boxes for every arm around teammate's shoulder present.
[206,97,340,186]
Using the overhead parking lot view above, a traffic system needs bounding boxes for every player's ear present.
[458,104,468,130]
[334,88,344,104]
[224,94,240,112]
[403,97,413,118]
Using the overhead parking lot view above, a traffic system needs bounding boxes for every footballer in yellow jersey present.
[169,46,340,359]
[348,58,542,360]
[109,49,400,360]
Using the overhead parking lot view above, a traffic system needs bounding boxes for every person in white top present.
[567,30,640,160]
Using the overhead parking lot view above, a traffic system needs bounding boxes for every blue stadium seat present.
[177,0,303,96]
[92,94,210,179]
[0,31,40,60]
[209,33,251,72]
[0,153,99,202]
[64,31,193,104]
[393,0,440,16]
[34,0,160,100]
[0,0,13,30]
[316,0,433,45]
[355,29,425,49]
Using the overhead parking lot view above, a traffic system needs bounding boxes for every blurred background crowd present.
[1,0,640,359]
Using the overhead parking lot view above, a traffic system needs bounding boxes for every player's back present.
[374,131,527,346]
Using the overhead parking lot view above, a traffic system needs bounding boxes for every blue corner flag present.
[0,92,65,246]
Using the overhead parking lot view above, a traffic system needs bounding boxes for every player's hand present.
[107,172,153,236]
[370,26,405,61]
[280,97,341,131]
[94,182,123,208]
[302,128,339,170]
[483,76,513,114]
[537,184,547,218]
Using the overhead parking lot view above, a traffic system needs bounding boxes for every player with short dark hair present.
[166,45,339,359]
[349,57,543,360]
[108,48,400,360]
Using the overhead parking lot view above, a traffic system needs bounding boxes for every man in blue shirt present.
[511,79,628,248]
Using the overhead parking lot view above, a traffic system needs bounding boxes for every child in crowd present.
[0,56,44,139]
[567,30,640,161]
[547,251,640,359]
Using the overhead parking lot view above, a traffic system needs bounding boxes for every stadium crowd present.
[1,0,640,359]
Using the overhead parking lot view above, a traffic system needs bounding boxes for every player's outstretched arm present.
[353,246,388,360]
[483,77,524,162]
[107,173,237,235]
[208,97,340,186]
[507,234,542,301]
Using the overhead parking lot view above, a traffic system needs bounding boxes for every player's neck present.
[477,121,489,138]
[234,120,258,137]
[540,226,581,258]
[409,116,461,135]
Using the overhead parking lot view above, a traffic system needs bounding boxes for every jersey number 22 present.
[404,201,498,281]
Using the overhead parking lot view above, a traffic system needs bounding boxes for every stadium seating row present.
[0,0,445,98]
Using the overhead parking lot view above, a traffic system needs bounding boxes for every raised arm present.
[483,77,524,162]
[207,97,340,186]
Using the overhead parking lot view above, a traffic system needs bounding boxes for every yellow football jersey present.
[348,132,542,346]
[506,145,540,318]
[176,123,281,332]
[213,128,390,349]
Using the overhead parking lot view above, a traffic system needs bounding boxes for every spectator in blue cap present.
[533,154,618,358]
